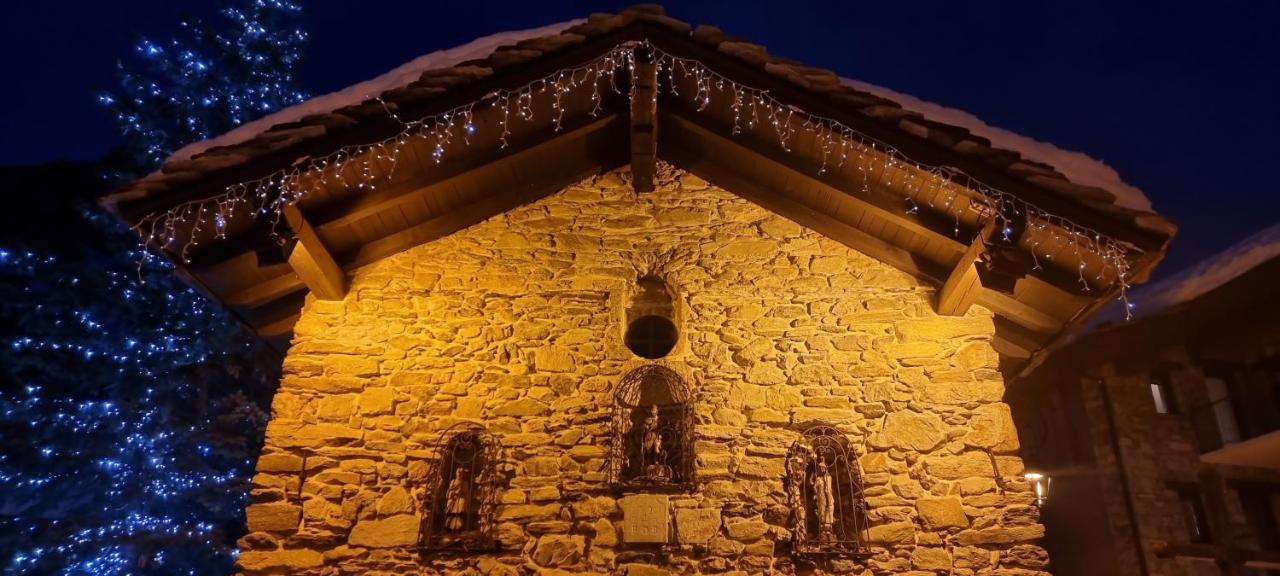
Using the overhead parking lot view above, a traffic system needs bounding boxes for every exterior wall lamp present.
[1024,471,1050,507]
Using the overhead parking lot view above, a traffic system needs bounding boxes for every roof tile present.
[107,6,1176,241]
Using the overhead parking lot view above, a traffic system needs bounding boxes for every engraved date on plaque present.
[620,494,670,544]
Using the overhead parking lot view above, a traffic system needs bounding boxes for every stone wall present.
[1012,341,1280,576]
[1079,350,1280,576]
[238,166,1047,575]
[1079,359,1214,576]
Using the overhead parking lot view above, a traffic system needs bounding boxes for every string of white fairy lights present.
[652,47,1140,316]
[132,41,1141,316]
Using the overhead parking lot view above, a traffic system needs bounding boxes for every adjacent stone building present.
[1010,225,1280,576]
[102,6,1179,574]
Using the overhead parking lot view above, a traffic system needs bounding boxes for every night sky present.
[2,1,1277,278]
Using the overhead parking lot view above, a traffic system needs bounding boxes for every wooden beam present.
[630,44,658,193]
[312,114,621,233]
[937,218,996,316]
[977,289,1067,333]
[282,205,346,300]
[257,314,299,338]
[662,134,949,285]
[663,107,1077,358]
[225,272,304,308]
[642,23,1170,255]
[343,120,627,269]
[991,336,1033,359]
[108,24,646,224]
[662,109,968,260]
[245,289,307,338]
[991,317,1049,359]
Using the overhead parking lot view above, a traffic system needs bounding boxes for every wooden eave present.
[1029,256,1280,380]
[100,6,1175,368]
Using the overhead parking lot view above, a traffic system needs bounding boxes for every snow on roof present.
[1132,222,1280,313]
[1093,222,1280,326]
[169,19,584,163]
[841,78,1153,213]
[165,16,1153,218]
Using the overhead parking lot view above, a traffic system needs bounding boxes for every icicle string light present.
[132,41,1142,317]
[134,45,632,267]
[651,46,1140,317]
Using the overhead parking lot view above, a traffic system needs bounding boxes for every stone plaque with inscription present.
[620,494,670,544]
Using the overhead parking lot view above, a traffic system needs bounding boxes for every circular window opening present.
[625,315,678,359]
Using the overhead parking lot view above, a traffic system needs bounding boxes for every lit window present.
[1151,383,1171,414]
[1150,370,1177,414]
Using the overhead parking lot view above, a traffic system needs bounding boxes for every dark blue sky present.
[2,1,1277,277]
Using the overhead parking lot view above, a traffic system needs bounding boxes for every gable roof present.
[1091,222,1280,328]
[1032,226,1280,375]
[101,5,1176,375]
[1126,222,1280,319]
[165,19,586,164]
[838,78,1153,214]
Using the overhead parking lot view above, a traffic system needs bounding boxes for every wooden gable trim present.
[639,22,1169,253]
[184,113,625,341]
[109,25,646,225]
[629,44,659,193]
[111,19,1165,364]
[283,204,346,300]
[667,144,949,285]
[661,109,969,264]
[341,113,627,269]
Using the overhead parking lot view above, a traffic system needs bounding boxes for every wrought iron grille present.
[608,364,696,490]
[419,423,501,552]
[786,425,869,555]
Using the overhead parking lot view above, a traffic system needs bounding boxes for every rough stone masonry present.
[238,164,1049,575]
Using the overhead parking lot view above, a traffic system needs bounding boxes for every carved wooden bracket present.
[282,204,346,301]
[937,218,997,316]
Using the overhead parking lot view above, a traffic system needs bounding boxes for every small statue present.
[811,458,836,541]
[787,452,809,543]
[640,405,668,479]
[443,466,470,532]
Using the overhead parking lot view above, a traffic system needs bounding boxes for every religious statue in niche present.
[638,405,670,480]
[609,365,694,489]
[786,425,869,555]
[419,423,500,552]
[812,459,837,541]
[443,466,471,533]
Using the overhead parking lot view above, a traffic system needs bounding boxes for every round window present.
[625,315,678,359]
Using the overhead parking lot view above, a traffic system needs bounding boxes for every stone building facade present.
[1009,239,1280,576]
[237,167,1047,575]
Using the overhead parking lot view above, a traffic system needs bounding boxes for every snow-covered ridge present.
[841,78,1153,213]
[167,16,1153,217]
[1125,222,1280,319]
[169,19,584,163]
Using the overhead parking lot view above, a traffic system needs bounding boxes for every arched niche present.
[786,425,869,556]
[609,364,695,490]
[419,423,501,552]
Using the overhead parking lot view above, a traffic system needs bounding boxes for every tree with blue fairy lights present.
[0,1,308,573]
[101,0,308,172]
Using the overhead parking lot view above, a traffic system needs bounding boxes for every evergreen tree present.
[101,0,308,170]
[0,0,309,573]
[0,215,277,574]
